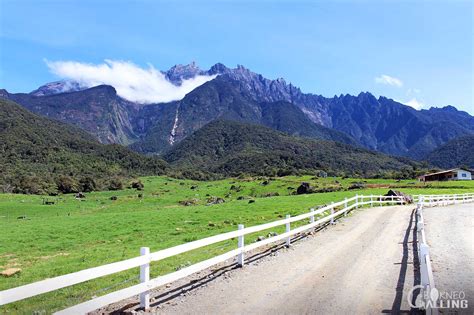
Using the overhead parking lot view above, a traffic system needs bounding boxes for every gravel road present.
[423,203,473,314]
[104,205,422,314]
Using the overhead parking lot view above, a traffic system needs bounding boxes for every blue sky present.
[0,0,472,113]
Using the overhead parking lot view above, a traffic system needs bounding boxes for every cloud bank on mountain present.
[45,59,217,104]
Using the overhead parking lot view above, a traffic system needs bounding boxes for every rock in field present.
[206,197,225,205]
[296,182,313,194]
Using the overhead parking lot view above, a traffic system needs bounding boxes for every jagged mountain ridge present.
[3,62,474,158]
[205,64,474,158]
[29,61,208,94]
[2,74,357,151]
[131,76,357,153]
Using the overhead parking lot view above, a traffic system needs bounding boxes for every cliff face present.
[3,85,142,145]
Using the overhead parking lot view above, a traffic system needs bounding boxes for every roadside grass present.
[1,175,473,313]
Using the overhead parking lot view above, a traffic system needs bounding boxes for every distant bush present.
[79,176,97,193]
[108,177,124,191]
[56,176,79,194]
[313,185,342,193]
[348,183,365,190]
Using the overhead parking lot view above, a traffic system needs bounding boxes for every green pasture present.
[1,176,473,313]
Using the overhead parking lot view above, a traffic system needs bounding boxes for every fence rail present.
[0,192,472,314]
[415,193,474,315]
[414,193,474,206]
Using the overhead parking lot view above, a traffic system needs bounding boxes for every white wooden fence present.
[414,192,474,315]
[0,193,471,314]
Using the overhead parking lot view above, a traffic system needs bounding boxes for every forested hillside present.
[164,120,421,179]
[425,135,474,169]
[0,99,167,194]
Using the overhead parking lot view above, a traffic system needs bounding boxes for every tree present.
[56,175,79,194]
[79,176,97,192]
[108,177,124,191]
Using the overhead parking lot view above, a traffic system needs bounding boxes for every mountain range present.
[1,62,473,161]
[1,97,422,193]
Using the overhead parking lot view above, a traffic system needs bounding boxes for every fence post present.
[356,194,359,209]
[419,244,429,287]
[285,215,291,247]
[237,224,244,267]
[330,202,335,224]
[140,247,150,310]
[309,208,315,224]
[370,195,373,207]
[344,198,348,216]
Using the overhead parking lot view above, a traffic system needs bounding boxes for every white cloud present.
[45,59,217,104]
[375,74,403,87]
[402,98,424,110]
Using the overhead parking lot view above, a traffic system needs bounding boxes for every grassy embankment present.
[1,175,473,313]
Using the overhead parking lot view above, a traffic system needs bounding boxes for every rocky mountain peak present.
[164,62,206,85]
[434,105,459,112]
[30,80,85,96]
[0,89,9,98]
[86,84,117,96]
[208,62,230,74]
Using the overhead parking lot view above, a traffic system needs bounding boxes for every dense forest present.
[425,135,474,169]
[0,99,167,194]
[163,120,423,180]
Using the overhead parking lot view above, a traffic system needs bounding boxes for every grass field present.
[1,175,473,313]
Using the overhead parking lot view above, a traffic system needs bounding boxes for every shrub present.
[79,176,97,192]
[56,175,79,194]
[108,177,124,191]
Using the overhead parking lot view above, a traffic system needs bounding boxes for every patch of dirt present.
[365,184,390,188]
[39,252,70,260]
[1,267,21,277]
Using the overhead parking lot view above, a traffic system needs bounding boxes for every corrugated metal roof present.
[420,168,471,177]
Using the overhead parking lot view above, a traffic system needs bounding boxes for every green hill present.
[425,135,474,169]
[129,76,357,154]
[0,99,167,194]
[163,120,421,179]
